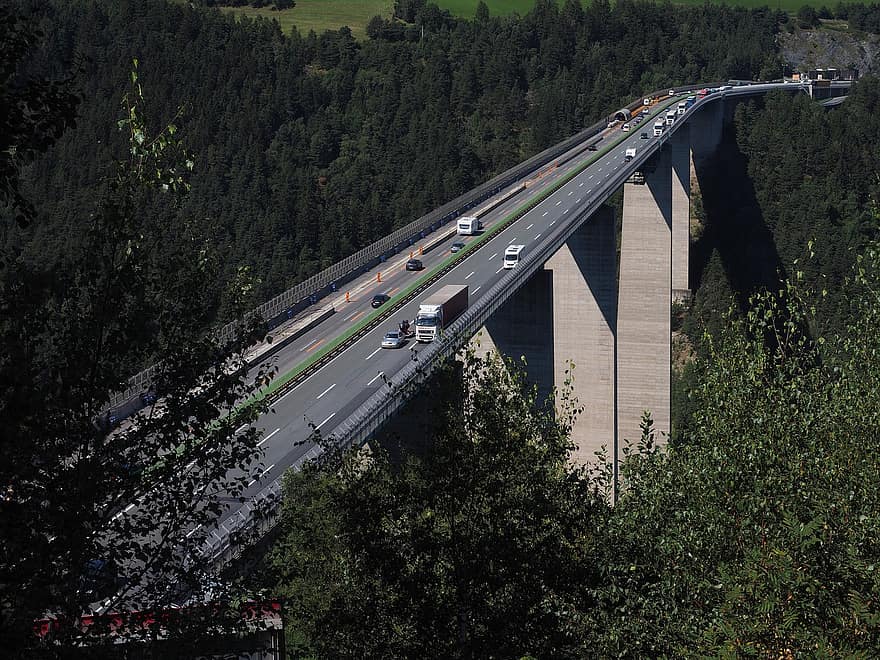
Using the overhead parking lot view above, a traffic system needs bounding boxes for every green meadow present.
[219,0,847,39]
[220,0,392,40]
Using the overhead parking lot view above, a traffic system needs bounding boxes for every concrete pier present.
[545,207,617,465]
[617,147,671,448]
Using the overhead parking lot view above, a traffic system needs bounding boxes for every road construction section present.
[243,306,335,367]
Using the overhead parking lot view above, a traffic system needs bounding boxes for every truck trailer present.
[457,216,482,235]
[415,284,469,342]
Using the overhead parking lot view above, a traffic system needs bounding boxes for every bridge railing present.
[198,137,636,569]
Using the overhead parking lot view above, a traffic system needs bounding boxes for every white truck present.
[665,109,676,126]
[653,119,665,137]
[415,284,469,343]
[503,245,525,269]
[457,216,482,235]
[625,147,637,162]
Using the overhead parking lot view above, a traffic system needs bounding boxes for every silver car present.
[382,330,405,349]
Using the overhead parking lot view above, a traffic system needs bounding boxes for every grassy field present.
[220,1,848,40]
[221,0,392,40]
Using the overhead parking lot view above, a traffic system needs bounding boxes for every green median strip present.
[251,96,681,408]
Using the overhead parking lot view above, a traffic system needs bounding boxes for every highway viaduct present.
[109,80,851,568]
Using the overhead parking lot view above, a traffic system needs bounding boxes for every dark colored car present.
[450,242,466,253]
[587,144,598,151]
[80,558,123,602]
[640,132,649,139]
[406,258,423,271]
[371,294,391,308]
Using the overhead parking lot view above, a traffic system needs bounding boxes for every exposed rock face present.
[778,26,880,75]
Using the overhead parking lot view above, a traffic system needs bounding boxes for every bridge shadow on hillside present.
[690,118,786,309]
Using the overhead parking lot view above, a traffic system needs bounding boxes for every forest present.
[4,0,786,329]
[3,0,880,656]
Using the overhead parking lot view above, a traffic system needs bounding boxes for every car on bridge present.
[406,258,423,271]
[450,242,465,253]
[371,293,391,308]
[641,132,648,139]
[381,330,406,349]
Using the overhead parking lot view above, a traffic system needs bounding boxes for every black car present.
[640,132,649,139]
[406,258,423,271]
[587,144,598,151]
[371,294,391,308]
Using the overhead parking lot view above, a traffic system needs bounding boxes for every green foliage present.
[0,56,271,654]
[584,236,880,656]
[0,5,78,229]
[262,351,601,657]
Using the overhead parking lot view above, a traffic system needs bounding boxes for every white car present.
[382,331,405,349]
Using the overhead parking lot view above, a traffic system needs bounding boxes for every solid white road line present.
[365,346,382,360]
[367,372,383,386]
[259,463,276,479]
[316,383,336,399]
[258,427,280,447]
[316,413,335,430]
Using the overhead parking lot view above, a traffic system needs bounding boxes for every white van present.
[503,245,525,269]
[457,216,482,235]
[622,122,630,132]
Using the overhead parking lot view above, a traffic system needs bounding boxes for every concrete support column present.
[545,207,617,465]
[617,147,671,449]
[474,269,555,404]
[671,127,691,301]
